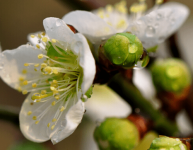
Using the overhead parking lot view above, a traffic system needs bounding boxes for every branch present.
[108,74,179,136]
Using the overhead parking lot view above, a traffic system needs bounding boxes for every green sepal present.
[147,45,158,53]
[85,85,93,98]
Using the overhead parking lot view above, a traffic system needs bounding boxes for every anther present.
[52,39,57,43]
[30,35,35,38]
[41,90,47,94]
[42,37,48,42]
[19,77,24,81]
[52,118,57,122]
[41,63,47,68]
[51,125,55,130]
[24,63,29,67]
[60,106,65,112]
[52,101,56,106]
[33,116,37,120]
[32,83,37,88]
[54,95,60,100]
[36,44,40,49]
[35,121,39,124]
[38,54,44,59]
[22,69,27,74]
[17,87,22,92]
[23,80,28,85]
[27,111,32,115]
[47,123,50,127]
[53,69,58,74]
[34,64,40,67]
[22,90,28,95]
[41,32,46,36]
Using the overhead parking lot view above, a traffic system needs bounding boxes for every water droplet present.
[157,14,162,20]
[133,49,149,69]
[145,26,155,37]
[155,23,159,28]
[56,20,62,27]
[61,119,67,127]
[158,36,165,43]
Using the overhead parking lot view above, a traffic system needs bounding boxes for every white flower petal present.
[43,17,75,43]
[86,85,132,121]
[127,2,189,49]
[72,33,96,94]
[0,45,44,89]
[62,11,116,44]
[20,92,85,144]
[51,99,85,144]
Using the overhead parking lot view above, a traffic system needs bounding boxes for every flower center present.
[18,32,82,129]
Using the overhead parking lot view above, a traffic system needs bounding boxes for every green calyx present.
[94,118,139,150]
[151,58,192,93]
[103,33,144,68]
[148,136,187,150]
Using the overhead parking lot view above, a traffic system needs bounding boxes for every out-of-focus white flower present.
[0,17,96,144]
[85,84,132,122]
[63,1,189,50]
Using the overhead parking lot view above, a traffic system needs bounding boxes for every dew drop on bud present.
[133,48,149,69]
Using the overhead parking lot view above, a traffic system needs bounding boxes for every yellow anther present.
[53,69,58,74]
[51,39,57,43]
[54,95,60,100]
[60,106,65,112]
[27,111,32,115]
[53,89,58,95]
[45,66,52,73]
[50,86,55,91]
[34,64,39,67]
[41,90,47,94]
[41,63,47,68]
[38,54,44,59]
[17,87,22,92]
[32,83,37,88]
[116,19,126,28]
[30,35,35,38]
[19,77,24,81]
[34,68,38,71]
[23,80,28,85]
[97,8,104,19]
[38,34,42,39]
[33,116,37,120]
[42,37,48,42]
[106,5,113,12]
[156,0,163,4]
[53,80,58,84]
[36,44,40,49]
[52,101,56,106]
[52,118,57,122]
[22,90,28,95]
[36,99,41,102]
[22,69,27,74]
[35,121,39,124]
[139,0,146,2]
[41,32,46,36]
[47,123,50,127]
[24,63,29,67]
[51,125,55,130]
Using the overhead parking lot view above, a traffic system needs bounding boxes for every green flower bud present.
[94,118,139,150]
[148,136,187,150]
[103,33,149,69]
[151,58,191,93]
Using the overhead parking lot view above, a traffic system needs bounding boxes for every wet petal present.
[0,45,45,89]
[127,2,189,49]
[43,17,75,43]
[85,85,132,121]
[72,33,96,94]
[20,92,84,144]
[62,11,116,44]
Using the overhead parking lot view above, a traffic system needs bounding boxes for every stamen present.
[33,116,37,120]
[27,111,32,115]
[42,37,48,42]
[22,69,27,74]
[38,54,44,59]
[52,39,57,43]
[51,125,55,130]
[52,118,57,122]
[60,106,65,112]
[36,44,40,49]
[19,77,25,81]
[32,83,37,88]
[30,35,35,38]
[52,101,56,106]
[24,63,29,67]
[34,64,40,67]
[23,80,28,85]
[41,32,46,36]
[41,90,47,94]
[47,123,50,127]
[35,121,39,124]
[156,0,163,4]
[22,90,28,95]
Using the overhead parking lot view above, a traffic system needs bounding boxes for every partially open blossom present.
[0,17,96,144]
[63,1,189,52]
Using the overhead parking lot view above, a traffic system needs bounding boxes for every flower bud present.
[103,33,149,69]
[148,136,187,150]
[94,117,139,150]
[151,58,191,93]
